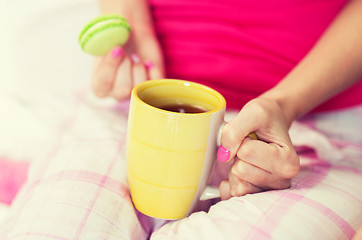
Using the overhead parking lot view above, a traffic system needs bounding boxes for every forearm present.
[262,0,362,126]
[98,0,136,14]
[99,0,153,32]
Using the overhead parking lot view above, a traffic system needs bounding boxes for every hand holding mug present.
[218,98,300,200]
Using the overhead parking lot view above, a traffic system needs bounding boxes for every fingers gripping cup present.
[127,79,226,219]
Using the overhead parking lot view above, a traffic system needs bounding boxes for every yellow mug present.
[126,79,226,220]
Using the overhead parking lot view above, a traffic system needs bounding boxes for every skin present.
[219,0,362,199]
[93,0,165,100]
[354,226,362,240]
[93,0,362,200]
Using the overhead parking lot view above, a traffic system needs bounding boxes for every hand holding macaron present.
[79,0,165,100]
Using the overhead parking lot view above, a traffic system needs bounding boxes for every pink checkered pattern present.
[0,93,361,240]
[0,160,29,205]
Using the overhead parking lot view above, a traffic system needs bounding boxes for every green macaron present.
[79,14,131,56]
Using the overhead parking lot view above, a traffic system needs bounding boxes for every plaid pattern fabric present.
[0,92,361,240]
[0,160,29,205]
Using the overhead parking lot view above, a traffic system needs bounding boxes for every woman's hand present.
[218,98,300,200]
[92,0,165,100]
[216,0,362,200]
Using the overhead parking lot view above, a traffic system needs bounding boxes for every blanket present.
[0,87,361,239]
[1,0,361,238]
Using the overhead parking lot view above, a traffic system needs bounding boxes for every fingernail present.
[131,53,140,63]
[144,60,153,70]
[217,145,230,162]
[112,47,123,58]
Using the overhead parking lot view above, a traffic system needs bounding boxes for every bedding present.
[0,88,361,239]
[1,0,361,239]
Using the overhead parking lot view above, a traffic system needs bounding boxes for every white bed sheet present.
[1,1,361,239]
[1,0,98,225]
[0,204,9,223]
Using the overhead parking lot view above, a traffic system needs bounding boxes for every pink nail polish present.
[112,47,123,58]
[131,53,140,63]
[217,145,230,162]
[144,60,153,70]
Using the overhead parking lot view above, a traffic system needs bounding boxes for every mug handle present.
[200,185,220,201]
[199,122,258,201]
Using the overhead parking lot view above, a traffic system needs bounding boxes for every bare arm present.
[262,0,362,125]
[219,0,362,199]
[99,0,155,36]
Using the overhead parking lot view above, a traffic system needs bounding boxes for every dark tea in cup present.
[159,104,209,113]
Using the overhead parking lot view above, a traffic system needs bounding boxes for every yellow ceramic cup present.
[127,79,226,220]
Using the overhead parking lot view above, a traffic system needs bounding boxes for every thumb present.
[91,46,124,98]
[218,103,261,163]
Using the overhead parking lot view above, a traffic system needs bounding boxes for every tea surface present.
[159,104,208,113]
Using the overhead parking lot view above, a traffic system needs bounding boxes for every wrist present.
[258,89,301,128]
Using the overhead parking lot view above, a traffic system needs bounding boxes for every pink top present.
[149,0,362,111]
